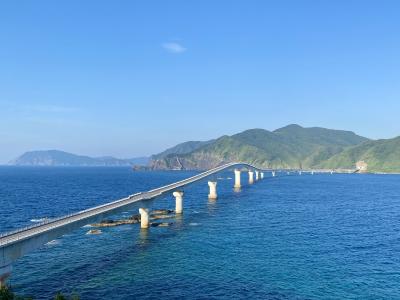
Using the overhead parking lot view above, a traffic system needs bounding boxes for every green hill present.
[318,137,400,173]
[149,125,370,170]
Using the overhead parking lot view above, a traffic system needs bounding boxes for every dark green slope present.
[273,124,369,167]
[150,125,369,170]
[318,137,400,172]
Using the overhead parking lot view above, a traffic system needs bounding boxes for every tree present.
[0,285,15,300]
[54,293,66,300]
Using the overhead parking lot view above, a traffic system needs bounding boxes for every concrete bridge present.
[0,162,270,287]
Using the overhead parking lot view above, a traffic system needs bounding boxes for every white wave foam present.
[30,218,47,223]
[46,240,60,246]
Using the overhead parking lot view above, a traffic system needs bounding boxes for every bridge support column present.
[248,170,254,184]
[173,191,184,214]
[272,171,276,177]
[255,170,259,181]
[139,208,149,229]
[208,181,217,200]
[260,172,264,179]
[0,265,12,288]
[234,169,241,189]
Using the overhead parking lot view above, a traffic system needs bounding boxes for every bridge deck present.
[0,162,261,248]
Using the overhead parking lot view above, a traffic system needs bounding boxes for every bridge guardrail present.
[0,162,262,246]
[0,192,144,241]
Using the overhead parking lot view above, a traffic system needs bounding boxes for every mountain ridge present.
[9,150,149,167]
[149,124,373,171]
[10,125,400,172]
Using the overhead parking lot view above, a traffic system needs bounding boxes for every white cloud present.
[162,42,187,54]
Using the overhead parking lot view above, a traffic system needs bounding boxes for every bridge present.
[0,162,271,287]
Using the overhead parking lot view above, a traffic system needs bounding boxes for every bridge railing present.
[0,162,262,245]
[0,214,75,238]
[0,192,144,240]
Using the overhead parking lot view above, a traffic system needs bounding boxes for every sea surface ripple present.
[0,167,399,299]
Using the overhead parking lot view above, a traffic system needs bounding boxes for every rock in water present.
[150,214,175,220]
[150,222,173,227]
[90,209,175,228]
[129,214,141,222]
[91,218,138,227]
[86,229,102,235]
[151,209,174,215]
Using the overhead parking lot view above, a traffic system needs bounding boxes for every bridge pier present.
[248,170,254,184]
[139,208,149,229]
[173,191,184,214]
[255,170,259,181]
[272,171,276,177]
[234,169,241,189]
[208,181,217,200]
[0,162,271,280]
[260,172,264,179]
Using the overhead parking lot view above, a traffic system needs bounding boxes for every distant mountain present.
[125,157,150,166]
[318,136,400,173]
[9,150,149,167]
[149,124,370,170]
[13,126,399,172]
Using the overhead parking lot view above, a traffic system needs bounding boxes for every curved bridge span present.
[0,162,266,284]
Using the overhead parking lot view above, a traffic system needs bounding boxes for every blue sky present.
[1,1,400,163]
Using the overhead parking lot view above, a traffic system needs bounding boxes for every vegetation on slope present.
[149,124,370,170]
[318,137,400,173]
[0,285,79,300]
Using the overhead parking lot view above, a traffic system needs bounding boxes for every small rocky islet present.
[89,209,175,229]
[86,229,102,235]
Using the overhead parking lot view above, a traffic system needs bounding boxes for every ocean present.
[1,167,399,299]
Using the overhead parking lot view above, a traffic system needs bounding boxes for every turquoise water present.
[1,167,400,299]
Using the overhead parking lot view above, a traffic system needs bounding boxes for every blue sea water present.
[1,167,400,299]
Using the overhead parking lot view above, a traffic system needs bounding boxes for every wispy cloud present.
[162,42,187,54]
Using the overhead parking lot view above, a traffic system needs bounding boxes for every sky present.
[1,1,400,163]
